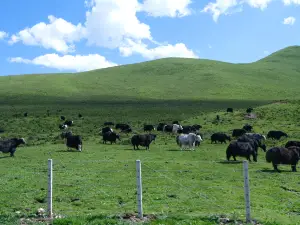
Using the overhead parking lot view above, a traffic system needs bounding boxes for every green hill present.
[1,45,300,104]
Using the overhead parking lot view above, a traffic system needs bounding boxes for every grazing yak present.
[0,138,26,157]
[64,120,73,126]
[102,131,120,144]
[232,129,247,138]
[237,135,266,153]
[115,124,132,133]
[78,113,82,118]
[101,127,113,134]
[60,116,65,121]
[266,146,300,172]
[243,124,253,132]
[285,140,300,148]
[163,124,183,134]
[131,134,157,150]
[176,133,202,151]
[144,125,155,132]
[104,122,114,126]
[24,112,28,117]
[61,131,82,152]
[211,132,231,144]
[246,108,253,113]
[121,127,132,133]
[267,130,288,140]
[157,123,166,131]
[227,108,233,113]
[180,126,196,134]
[59,124,68,130]
[226,140,257,162]
[115,123,130,130]
[245,133,266,142]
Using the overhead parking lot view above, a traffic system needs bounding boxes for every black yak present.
[267,130,288,140]
[232,129,247,138]
[64,120,73,126]
[101,127,113,134]
[61,131,82,152]
[102,131,120,144]
[0,138,26,157]
[131,134,156,150]
[285,140,300,148]
[243,124,253,132]
[144,125,155,132]
[227,108,233,113]
[237,135,266,153]
[266,146,300,172]
[226,140,257,162]
[211,132,231,144]
[157,123,166,131]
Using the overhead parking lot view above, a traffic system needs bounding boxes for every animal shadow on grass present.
[56,150,80,153]
[167,149,196,151]
[167,149,182,151]
[218,160,243,164]
[124,148,135,151]
[0,156,11,159]
[259,168,292,173]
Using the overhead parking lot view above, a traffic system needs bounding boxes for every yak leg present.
[233,156,237,161]
[10,148,16,157]
[226,154,231,161]
[273,163,280,172]
[291,165,297,172]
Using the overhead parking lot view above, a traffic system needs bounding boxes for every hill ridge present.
[0,45,300,102]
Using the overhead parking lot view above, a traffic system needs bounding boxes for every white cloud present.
[119,39,198,59]
[141,0,192,17]
[263,50,269,55]
[283,0,300,5]
[246,0,273,9]
[84,0,151,49]
[8,0,197,65]
[0,31,8,40]
[9,54,117,72]
[283,16,296,25]
[202,0,274,22]
[8,15,86,54]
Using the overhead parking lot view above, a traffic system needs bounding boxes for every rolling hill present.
[1,45,300,104]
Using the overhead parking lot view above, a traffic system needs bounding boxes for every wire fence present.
[1,158,300,223]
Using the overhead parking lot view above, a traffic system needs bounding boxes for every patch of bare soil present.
[121,213,157,223]
[272,100,288,104]
[218,215,263,225]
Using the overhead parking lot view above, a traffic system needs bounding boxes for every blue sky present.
[0,0,299,76]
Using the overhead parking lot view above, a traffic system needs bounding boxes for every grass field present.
[1,100,300,225]
[1,46,300,224]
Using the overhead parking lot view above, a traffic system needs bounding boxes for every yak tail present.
[265,150,272,163]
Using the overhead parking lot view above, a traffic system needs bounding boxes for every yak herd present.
[1,107,300,173]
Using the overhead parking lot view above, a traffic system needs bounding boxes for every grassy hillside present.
[1,46,300,103]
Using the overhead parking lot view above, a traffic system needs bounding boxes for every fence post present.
[48,159,53,219]
[243,160,251,223]
[136,160,143,219]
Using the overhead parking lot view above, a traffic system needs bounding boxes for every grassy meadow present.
[1,46,300,224]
